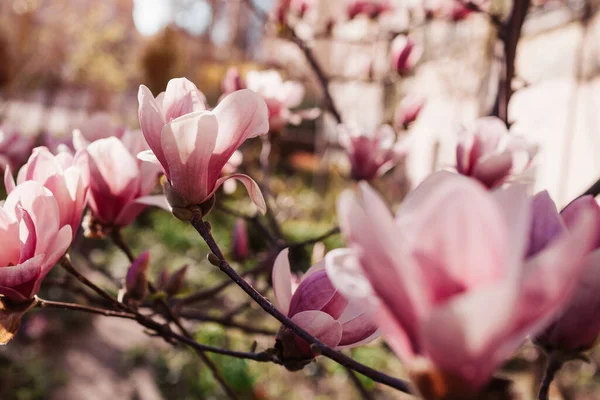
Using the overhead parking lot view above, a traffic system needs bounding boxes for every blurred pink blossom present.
[222,67,246,94]
[232,219,250,262]
[346,0,392,19]
[5,146,88,239]
[72,112,126,145]
[456,116,537,188]
[138,78,268,214]
[0,181,73,303]
[81,132,166,229]
[0,125,36,173]
[273,249,379,362]
[326,172,599,398]
[338,124,410,181]
[394,95,426,130]
[531,192,600,354]
[389,36,422,75]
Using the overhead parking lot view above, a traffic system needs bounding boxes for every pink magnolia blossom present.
[244,70,313,132]
[4,147,88,239]
[456,116,537,188]
[273,249,379,363]
[338,124,410,181]
[394,94,426,130]
[325,172,599,398]
[138,77,268,213]
[0,125,35,172]
[389,36,422,75]
[346,0,392,19]
[81,132,167,229]
[531,192,600,354]
[221,67,246,95]
[73,112,126,145]
[0,181,73,302]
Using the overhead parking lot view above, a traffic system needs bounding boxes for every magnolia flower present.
[338,124,410,181]
[0,181,73,303]
[456,116,537,188]
[326,172,599,399]
[244,70,312,132]
[531,192,600,354]
[138,77,268,215]
[394,95,426,130]
[81,133,166,231]
[346,0,392,19]
[5,147,88,239]
[389,36,422,75]
[0,125,35,172]
[273,249,378,367]
[73,112,126,145]
[221,67,246,95]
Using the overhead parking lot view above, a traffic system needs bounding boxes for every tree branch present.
[189,214,412,394]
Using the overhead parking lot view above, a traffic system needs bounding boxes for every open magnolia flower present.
[5,146,88,239]
[222,68,317,133]
[326,171,599,399]
[531,192,600,355]
[272,249,378,369]
[80,132,167,232]
[138,77,268,216]
[456,117,537,188]
[338,124,410,181]
[394,94,426,130]
[0,181,73,303]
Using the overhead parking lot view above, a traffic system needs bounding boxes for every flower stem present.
[538,352,564,400]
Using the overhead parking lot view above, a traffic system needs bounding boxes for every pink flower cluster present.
[325,170,600,398]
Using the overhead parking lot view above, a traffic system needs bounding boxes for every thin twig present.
[177,250,279,306]
[215,203,279,245]
[60,255,129,312]
[36,298,136,319]
[110,229,135,262]
[189,214,412,394]
[179,310,276,336]
[289,226,340,249]
[242,0,343,123]
[345,366,374,400]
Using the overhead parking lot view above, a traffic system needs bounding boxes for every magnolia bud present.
[232,219,250,262]
[164,265,188,297]
[390,35,422,75]
[125,251,150,302]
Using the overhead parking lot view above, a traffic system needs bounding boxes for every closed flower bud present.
[125,251,150,303]
[390,35,422,75]
[164,265,189,298]
[394,94,426,130]
[232,219,250,262]
[272,249,378,367]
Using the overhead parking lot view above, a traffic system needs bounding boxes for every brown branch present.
[189,214,412,394]
[537,352,563,400]
[491,0,531,126]
[242,0,343,123]
[179,310,277,336]
[345,366,374,400]
[36,298,136,319]
[177,250,278,306]
[289,226,340,249]
[110,229,135,262]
